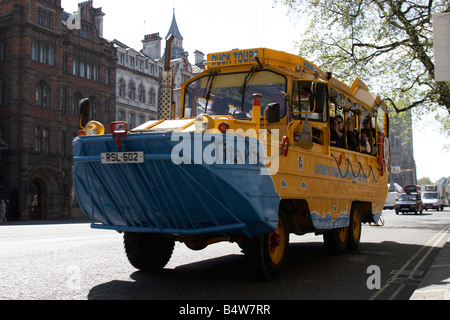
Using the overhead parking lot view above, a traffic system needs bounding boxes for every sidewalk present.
[410,235,450,300]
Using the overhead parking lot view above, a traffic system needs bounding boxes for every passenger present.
[361,131,370,153]
[346,117,359,151]
[335,115,345,136]
[361,117,376,155]
[330,117,344,148]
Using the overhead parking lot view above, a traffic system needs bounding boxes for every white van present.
[384,192,399,209]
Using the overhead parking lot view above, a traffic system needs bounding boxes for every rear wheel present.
[323,226,348,254]
[347,204,362,250]
[247,210,289,281]
[124,232,175,272]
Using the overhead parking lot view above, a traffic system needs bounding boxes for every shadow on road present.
[87,240,442,300]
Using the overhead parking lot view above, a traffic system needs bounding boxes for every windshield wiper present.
[202,71,217,113]
[239,66,258,111]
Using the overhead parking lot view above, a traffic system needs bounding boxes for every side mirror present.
[79,98,90,129]
[266,102,280,123]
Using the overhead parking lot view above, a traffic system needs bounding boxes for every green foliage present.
[278,0,450,136]
[418,177,433,185]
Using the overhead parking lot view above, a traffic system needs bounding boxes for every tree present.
[279,0,450,135]
[418,177,433,185]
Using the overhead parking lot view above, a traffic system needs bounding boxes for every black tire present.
[347,204,362,250]
[323,225,348,254]
[247,211,289,281]
[124,232,175,272]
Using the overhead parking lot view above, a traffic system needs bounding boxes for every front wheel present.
[124,232,175,272]
[247,211,289,281]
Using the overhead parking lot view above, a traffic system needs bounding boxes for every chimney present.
[142,33,162,59]
[94,7,105,38]
[194,50,205,67]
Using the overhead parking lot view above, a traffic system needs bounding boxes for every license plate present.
[101,152,144,164]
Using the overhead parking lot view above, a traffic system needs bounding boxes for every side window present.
[376,105,388,136]
[291,81,328,122]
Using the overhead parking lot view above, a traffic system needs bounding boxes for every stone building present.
[0,0,116,220]
[114,10,204,124]
[388,110,417,188]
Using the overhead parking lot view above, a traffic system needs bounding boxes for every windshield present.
[399,194,418,201]
[422,192,438,199]
[183,70,287,119]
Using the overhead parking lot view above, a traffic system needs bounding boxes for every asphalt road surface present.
[1,208,449,301]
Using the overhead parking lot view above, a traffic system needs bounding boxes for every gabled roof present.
[165,10,183,40]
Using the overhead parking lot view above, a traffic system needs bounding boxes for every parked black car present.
[395,192,423,215]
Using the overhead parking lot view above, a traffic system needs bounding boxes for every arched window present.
[32,42,38,61]
[80,61,85,78]
[93,66,99,81]
[35,81,50,108]
[35,127,42,152]
[86,64,91,80]
[39,45,46,64]
[90,96,98,120]
[128,81,136,100]
[138,84,146,103]
[48,48,54,66]
[118,79,125,97]
[72,92,82,116]
[73,58,78,76]
[43,128,50,154]
[149,88,156,106]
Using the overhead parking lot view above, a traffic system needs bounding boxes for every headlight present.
[194,114,214,132]
[84,121,105,135]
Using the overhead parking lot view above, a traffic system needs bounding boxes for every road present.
[0,208,449,301]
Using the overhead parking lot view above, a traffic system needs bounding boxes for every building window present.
[129,113,135,128]
[104,100,110,123]
[128,81,136,100]
[90,96,98,120]
[149,88,155,106]
[35,81,50,109]
[104,68,110,85]
[32,42,38,61]
[72,92,82,116]
[62,132,67,158]
[0,43,7,62]
[138,84,146,103]
[39,45,46,64]
[81,25,93,40]
[35,127,42,152]
[48,48,54,66]
[93,66,99,81]
[62,54,67,72]
[73,59,78,76]
[118,79,125,97]
[86,64,91,80]
[43,128,50,154]
[37,9,53,28]
[119,53,124,65]
[118,110,125,121]
[80,61,85,78]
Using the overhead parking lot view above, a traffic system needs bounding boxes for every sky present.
[61,0,450,182]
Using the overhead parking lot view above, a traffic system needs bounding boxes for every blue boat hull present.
[73,132,280,238]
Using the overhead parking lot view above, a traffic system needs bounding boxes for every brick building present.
[0,0,115,220]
